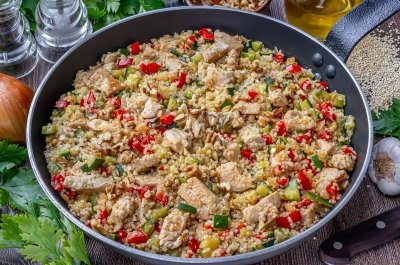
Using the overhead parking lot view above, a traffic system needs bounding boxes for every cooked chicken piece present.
[185,116,203,138]
[258,204,279,230]
[159,209,189,252]
[68,119,90,130]
[201,41,230,63]
[74,69,94,89]
[87,119,111,132]
[219,162,254,192]
[163,128,189,154]
[203,66,235,87]
[134,154,160,173]
[108,195,138,232]
[164,53,184,74]
[300,203,319,227]
[329,154,355,171]
[178,177,228,219]
[242,192,281,224]
[88,68,123,97]
[268,90,288,107]
[313,168,347,199]
[223,142,241,162]
[141,98,164,119]
[283,110,316,132]
[102,52,118,64]
[239,124,265,151]
[130,174,160,187]
[64,174,114,192]
[234,101,261,115]
[316,139,334,162]
[185,165,202,179]
[214,30,244,52]
[216,70,236,86]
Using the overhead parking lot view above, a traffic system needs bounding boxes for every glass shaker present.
[35,0,92,63]
[0,0,38,78]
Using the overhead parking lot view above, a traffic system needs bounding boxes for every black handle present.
[164,0,187,8]
[324,0,400,62]
[319,205,400,265]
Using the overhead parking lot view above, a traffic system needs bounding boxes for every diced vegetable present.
[241,52,256,62]
[333,93,346,108]
[143,222,155,236]
[311,154,323,171]
[226,87,235,96]
[256,183,272,197]
[104,156,117,166]
[300,98,312,110]
[260,49,273,55]
[167,97,178,111]
[87,156,105,170]
[220,99,234,109]
[305,191,333,207]
[209,182,220,194]
[243,39,253,52]
[148,206,170,222]
[80,164,90,173]
[199,237,220,258]
[213,215,229,229]
[298,170,312,190]
[251,41,263,51]
[41,124,57,135]
[116,164,124,176]
[170,49,182,57]
[268,145,277,154]
[284,178,301,201]
[191,52,203,63]
[127,230,148,244]
[58,149,71,158]
[178,203,197,213]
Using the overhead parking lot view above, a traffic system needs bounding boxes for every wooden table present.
[3,0,400,264]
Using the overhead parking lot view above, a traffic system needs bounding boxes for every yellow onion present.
[0,73,34,143]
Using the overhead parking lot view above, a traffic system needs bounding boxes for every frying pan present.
[27,1,399,264]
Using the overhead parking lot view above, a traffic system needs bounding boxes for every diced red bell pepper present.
[100,166,109,175]
[176,72,187,88]
[296,133,311,144]
[326,183,339,197]
[140,62,161,74]
[319,101,333,112]
[299,80,312,92]
[262,135,274,145]
[288,148,295,161]
[318,130,333,141]
[112,109,134,121]
[156,93,164,103]
[204,223,213,230]
[188,238,200,253]
[318,81,329,90]
[87,91,96,107]
[65,188,76,200]
[156,192,169,205]
[298,170,312,190]
[241,149,253,159]
[319,102,336,122]
[198,28,214,41]
[99,210,108,223]
[298,198,312,207]
[159,113,175,125]
[342,147,357,157]
[138,185,151,199]
[86,222,92,228]
[154,222,161,232]
[80,98,85,107]
[276,164,284,173]
[129,138,144,154]
[127,230,148,244]
[289,210,302,223]
[247,91,258,100]
[275,120,286,136]
[159,165,165,171]
[113,98,121,108]
[118,57,134,68]
[277,177,288,187]
[51,173,64,192]
[141,135,155,145]
[129,41,141,55]
[55,100,70,108]
[274,53,284,63]
[237,221,246,230]
[286,64,302,73]
[186,35,197,49]
[276,216,291,228]
[117,229,128,243]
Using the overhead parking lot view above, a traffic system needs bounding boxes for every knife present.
[319,205,400,265]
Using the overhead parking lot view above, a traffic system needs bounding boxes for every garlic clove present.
[377,179,400,196]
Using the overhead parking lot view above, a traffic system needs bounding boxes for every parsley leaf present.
[373,98,400,137]
[0,141,27,166]
[0,214,24,249]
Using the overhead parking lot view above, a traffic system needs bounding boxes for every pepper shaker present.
[0,0,38,78]
[35,0,92,63]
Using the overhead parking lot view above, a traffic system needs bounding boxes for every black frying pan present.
[27,1,399,264]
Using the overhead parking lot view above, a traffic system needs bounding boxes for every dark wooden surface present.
[2,0,400,264]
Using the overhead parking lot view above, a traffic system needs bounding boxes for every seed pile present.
[347,21,400,112]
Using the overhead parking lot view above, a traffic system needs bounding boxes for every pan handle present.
[324,0,400,62]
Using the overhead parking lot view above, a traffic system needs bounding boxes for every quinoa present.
[42,29,357,258]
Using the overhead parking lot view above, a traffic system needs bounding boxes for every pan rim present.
[27,6,373,264]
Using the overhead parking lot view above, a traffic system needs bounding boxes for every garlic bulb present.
[368,137,400,195]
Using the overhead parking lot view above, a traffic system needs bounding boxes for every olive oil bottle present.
[285,0,363,40]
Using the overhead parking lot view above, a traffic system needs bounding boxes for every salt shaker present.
[35,0,92,63]
[0,0,38,78]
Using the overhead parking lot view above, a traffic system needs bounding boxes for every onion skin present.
[0,74,34,143]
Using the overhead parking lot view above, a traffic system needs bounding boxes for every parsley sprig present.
[372,98,400,138]
[0,141,91,265]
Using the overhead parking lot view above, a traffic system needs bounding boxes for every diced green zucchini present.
[185,157,199,165]
[50,164,62,175]
[42,124,57,135]
[52,109,62,117]
[243,39,253,52]
[177,176,187,185]
[104,156,117,166]
[262,125,271,133]
[96,94,105,109]
[310,109,322,121]
[213,214,229,229]
[58,149,71,158]
[81,164,90,173]
[178,203,197,213]
[112,69,125,79]
[183,89,193,99]
[226,87,235,96]
[258,83,268,95]
[264,77,274,86]
[240,52,256,62]
[251,41,263,51]
[191,52,203,63]
[284,179,301,201]
[170,49,182,57]
[149,206,170,222]
[333,93,346,108]
[256,183,272,197]
[344,116,356,131]
[260,49,273,55]
[143,222,155,236]
[318,90,331,101]
[262,238,275,248]
[74,128,85,138]
[278,137,288,144]
[220,99,234,110]
[305,191,333,207]
[119,48,129,56]
[109,234,117,241]
[300,98,312,110]
[87,156,105,170]
[311,154,323,171]
[116,163,124,176]
[167,97,178,111]
[209,182,220,194]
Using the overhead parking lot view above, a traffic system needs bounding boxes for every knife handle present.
[319,206,400,265]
